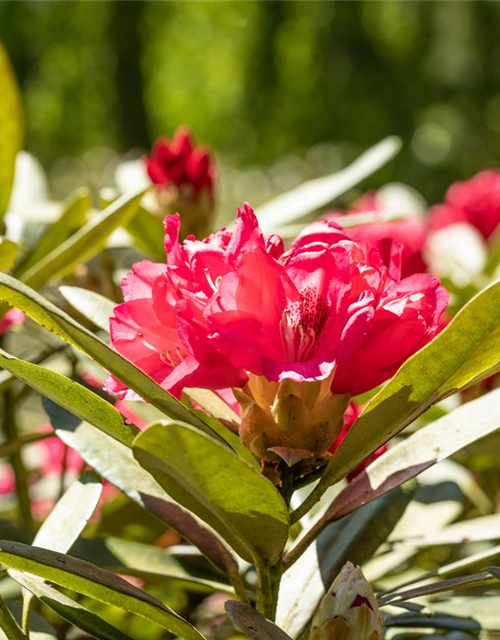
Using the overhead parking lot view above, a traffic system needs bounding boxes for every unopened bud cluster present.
[309,563,383,640]
[236,373,350,467]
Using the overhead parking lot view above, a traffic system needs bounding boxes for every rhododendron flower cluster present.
[145,126,216,239]
[106,204,448,471]
[429,169,500,241]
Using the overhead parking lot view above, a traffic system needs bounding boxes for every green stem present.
[0,595,29,640]
[255,559,283,621]
[289,480,328,525]
[3,388,33,530]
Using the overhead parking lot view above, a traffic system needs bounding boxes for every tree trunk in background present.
[111,0,150,153]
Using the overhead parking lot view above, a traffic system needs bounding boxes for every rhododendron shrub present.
[2,99,500,638]
[145,126,216,239]
[106,205,447,476]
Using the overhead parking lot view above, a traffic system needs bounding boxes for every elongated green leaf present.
[0,273,218,437]
[225,601,293,640]
[0,349,138,446]
[12,573,133,640]
[0,42,23,218]
[327,388,500,521]
[133,422,289,565]
[15,188,91,277]
[59,285,115,332]
[20,189,145,289]
[391,513,500,549]
[320,279,500,488]
[45,402,240,577]
[256,136,401,233]
[379,571,497,606]
[33,474,102,553]
[0,238,17,271]
[82,537,233,593]
[0,540,205,640]
[16,474,102,629]
[276,486,413,638]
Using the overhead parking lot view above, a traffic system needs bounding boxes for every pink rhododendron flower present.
[145,126,215,196]
[325,192,428,278]
[208,217,447,394]
[429,170,500,241]
[107,204,447,466]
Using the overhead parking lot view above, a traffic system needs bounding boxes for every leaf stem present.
[3,388,33,530]
[0,595,29,640]
[289,481,328,525]
[255,559,283,621]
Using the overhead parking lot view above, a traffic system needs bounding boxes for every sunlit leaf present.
[326,388,500,521]
[19,188,145,289]
[255,136,401,233]
[12,573,133,640]
[0,42,23,219]
[0,540,206,640]
[45,402,240,578]
[133,422,289,565]
[0,349,138,446]
[15,188,91,277]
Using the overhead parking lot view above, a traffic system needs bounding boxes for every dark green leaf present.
[225,601,293,640]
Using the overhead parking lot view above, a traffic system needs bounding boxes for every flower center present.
[280,287,329,362]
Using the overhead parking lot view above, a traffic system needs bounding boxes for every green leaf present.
[11,573,134,640]
[133,422,289,565]
[78,537,234,593]
[0,273,219,438]
[15,474,102,631]
[0,238,17,271]
[126,206,166,261]
[277,485,413,639]
[0,348,139,446]
[46,406,240,578]
[15,188,91,277]
[32,473,102,553]
[19,188,145,289]
[379,571,497,606]
[0,42,23,219]
[390,513,500,549]
[225,601,293,640]
[320,278,500,488]
[0,540,206,640]
[255,136,401,233]
[59,285,115,332]
[327,387,500,521]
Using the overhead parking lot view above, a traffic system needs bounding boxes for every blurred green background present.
[2,0,500,208]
